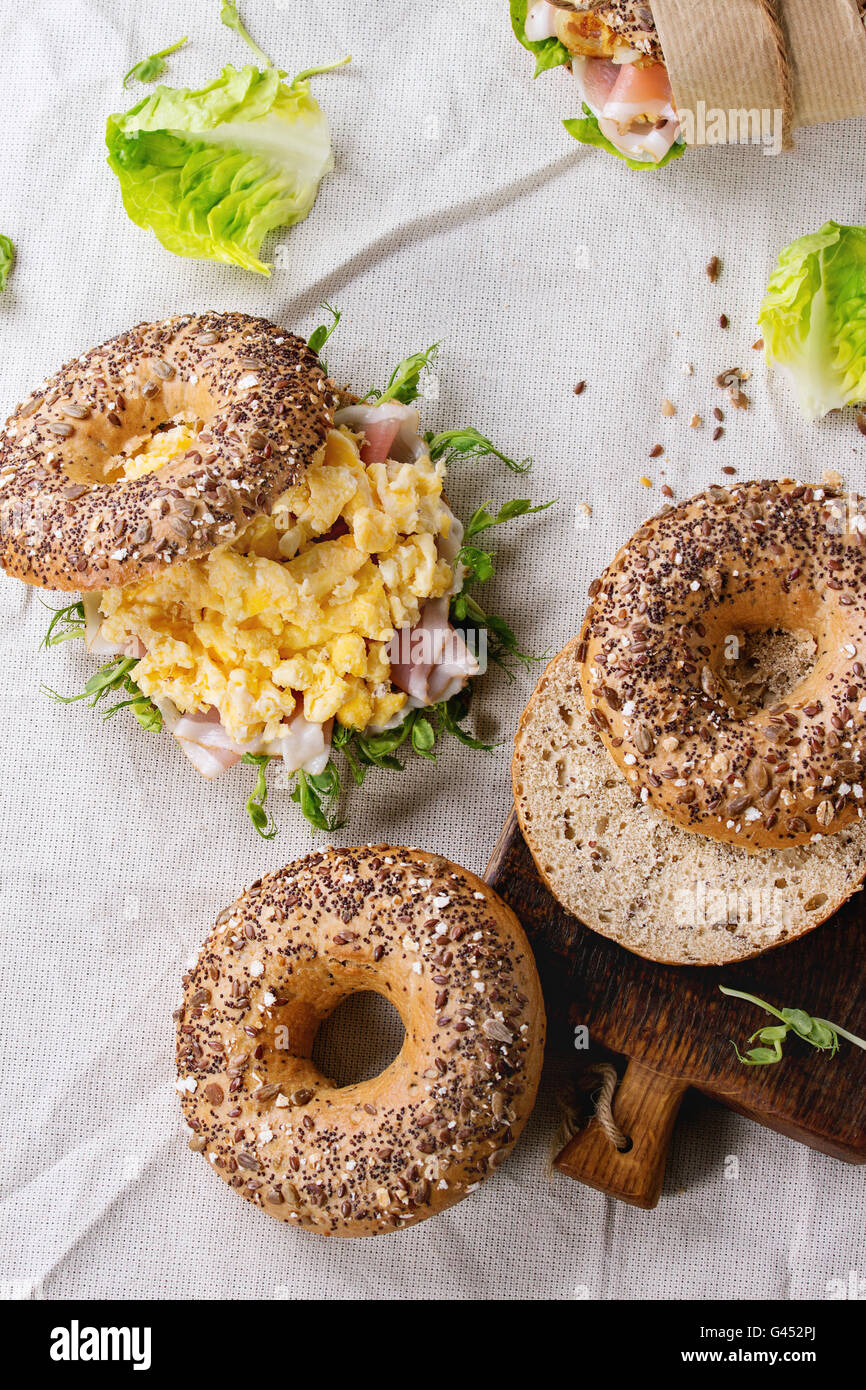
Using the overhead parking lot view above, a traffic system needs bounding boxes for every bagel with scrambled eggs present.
[0,313,491,799]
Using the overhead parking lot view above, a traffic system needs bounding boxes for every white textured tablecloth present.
[0,0,863,1302]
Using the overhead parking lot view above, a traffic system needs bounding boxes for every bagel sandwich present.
[513,2,685,167]
[1,311,549,834]
[513,481,866,964]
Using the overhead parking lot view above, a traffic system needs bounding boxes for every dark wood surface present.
[484,811,866,1176]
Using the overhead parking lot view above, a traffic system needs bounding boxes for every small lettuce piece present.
[123,36,188,88]
[509,0,571,77]
[563,105,686,170]
[0,235,13,291]
[758,220,866,420]
[219,1,272,68]
[105,62,341,274]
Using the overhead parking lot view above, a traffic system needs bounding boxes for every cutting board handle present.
[554,1059,688,1209]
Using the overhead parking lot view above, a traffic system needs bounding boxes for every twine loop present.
[586,1062,630,1151]
[759,0,795,151]
[552,1062,631,1168]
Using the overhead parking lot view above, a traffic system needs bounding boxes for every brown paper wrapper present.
[652,0,866,144]
[785,0,866,125]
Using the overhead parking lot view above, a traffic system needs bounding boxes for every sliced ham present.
[159,703,242,779]
[173,706,240,751]
[597,115,680,163]
[158,697,332,780]
[81,592,145,658]
[334,401,424,464]
[261,705,333,776]
[387,596,480,708]
[582,57,621,112]
[174,739,239,780]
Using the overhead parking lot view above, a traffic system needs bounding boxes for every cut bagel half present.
[512,638,866,965]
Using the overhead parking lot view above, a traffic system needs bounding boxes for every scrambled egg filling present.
[98,424,455,744]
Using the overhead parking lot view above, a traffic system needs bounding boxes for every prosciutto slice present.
[261,705,333,776]
[574,57,681,163]
[602,61,677,126]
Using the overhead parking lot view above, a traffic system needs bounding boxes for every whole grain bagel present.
[513,636,866,965]
[176,846,545,1237]
[579,481,866,852]
[0,312,337,591]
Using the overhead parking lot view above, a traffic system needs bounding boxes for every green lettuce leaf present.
[0,234,14,291]
[509,0,571,77]
[563,105,686,170]
[758,220,866,420]
[105,63,339,274]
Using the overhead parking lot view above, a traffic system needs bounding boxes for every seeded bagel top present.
[579,481,866,852]
[0,312,338,591]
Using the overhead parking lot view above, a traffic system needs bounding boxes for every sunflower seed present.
[634,724,654,754]
[701,665,719,697]
[482,1018,513,1044]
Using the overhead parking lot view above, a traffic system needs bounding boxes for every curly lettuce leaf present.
[758,220,866,421]
[105,63,338,273]
[563,106,686,170]
[509,0,571,77]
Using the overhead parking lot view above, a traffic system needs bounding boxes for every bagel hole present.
[66,412,204,486]
[722,626,817,710]
[311,991,405,1088]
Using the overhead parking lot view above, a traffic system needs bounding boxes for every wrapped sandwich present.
[512,0,866,168]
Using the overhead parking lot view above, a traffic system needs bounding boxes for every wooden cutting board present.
[484,810,866,1208]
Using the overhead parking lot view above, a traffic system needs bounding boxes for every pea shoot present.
[720,985,866,1066]
[123,36,188,88]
